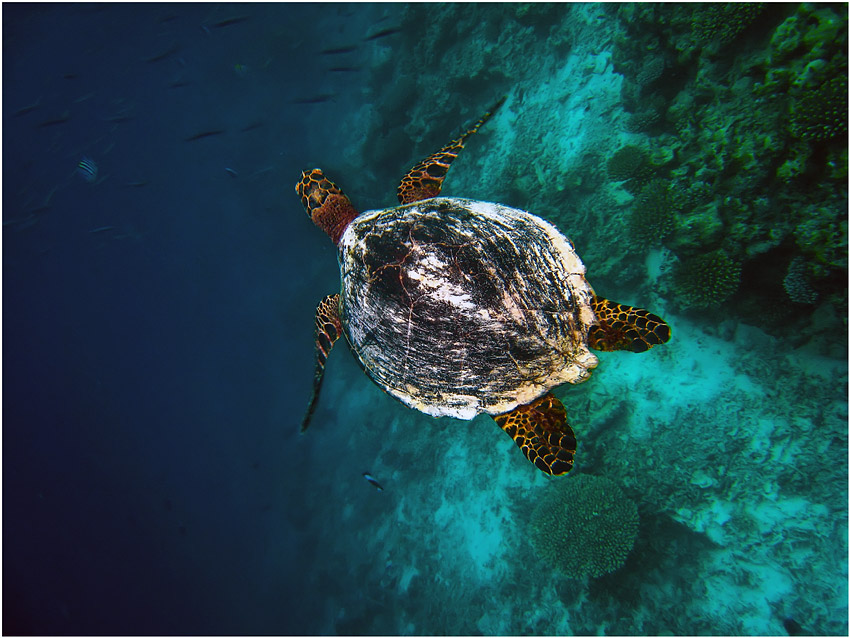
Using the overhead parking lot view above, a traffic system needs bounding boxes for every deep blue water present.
[4,3,848,636]
[4,3,348,633]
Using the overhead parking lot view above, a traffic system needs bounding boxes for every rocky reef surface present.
[295,4,847,635]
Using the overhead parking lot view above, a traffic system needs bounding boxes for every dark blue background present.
[3,3,375,633]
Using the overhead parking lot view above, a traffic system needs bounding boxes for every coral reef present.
[672,251,742,308]
[628,179,674,248]
[783,257,819,305]
[528,474,638,579]
[794,208,848,276]
[636,55,665,87]
[691,3,764,46]
[606,2,847,331]
[606,145,653,182]
[626,109,661,133]
[789,74,848,142]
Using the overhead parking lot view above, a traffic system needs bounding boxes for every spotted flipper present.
[588,296,671,353]
[301,294,343,433]
[296,169,359,245]
[493,393,576,476]
[397,96,506,205]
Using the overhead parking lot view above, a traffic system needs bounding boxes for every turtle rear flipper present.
[588,296,671,353]
[397,96,505,204]
[494,393,576,476]
[301,294,342,432]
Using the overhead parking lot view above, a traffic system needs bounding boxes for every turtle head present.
[296,168,359,245]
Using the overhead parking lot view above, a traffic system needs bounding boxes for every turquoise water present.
[4,3,847,635]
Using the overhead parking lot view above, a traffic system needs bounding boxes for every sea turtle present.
[296,97,671,476]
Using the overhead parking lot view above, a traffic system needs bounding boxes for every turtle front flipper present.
[397,96,506,204]
[493,393,576,476]
[588,296,671,353]
[301,294,343,433]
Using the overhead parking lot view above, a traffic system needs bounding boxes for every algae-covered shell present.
[338,197,599,420]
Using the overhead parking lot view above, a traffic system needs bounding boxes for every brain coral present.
[629,179,674,247]
[528,474,639,579]
[673,251,742,307]
[790,74,848,142]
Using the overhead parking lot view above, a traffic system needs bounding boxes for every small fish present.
[123,180,148,188]
[362,473,384,492]
[212,15,249,28]
[106,114,134,123]
[329,66,361,73]
[42,186,58,208]
[4,214,37,228]
[76,156,98,183]
[363,26,402,41]
[89,226,115,234]
[167,80,191,89]
[224,167,238,178]
[240,121,263,132]
[144,43,179,63]
[13,97,41,117]
[292,94,334,104]
[319,45,357,55]
[247,166,274,178]
[26,204,51,216]
[37,111,70,127]
[184,130,225,142]
[73,91,97,104]
[62,73,79,80]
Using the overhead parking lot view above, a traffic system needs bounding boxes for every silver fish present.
[362,473,384,491]
[76,157,98,183]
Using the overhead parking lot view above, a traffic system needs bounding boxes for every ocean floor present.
[297,306,847,636]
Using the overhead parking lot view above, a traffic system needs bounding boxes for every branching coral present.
[629,179,674,247]
[672,251,742,307]
[528,474,638,579]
